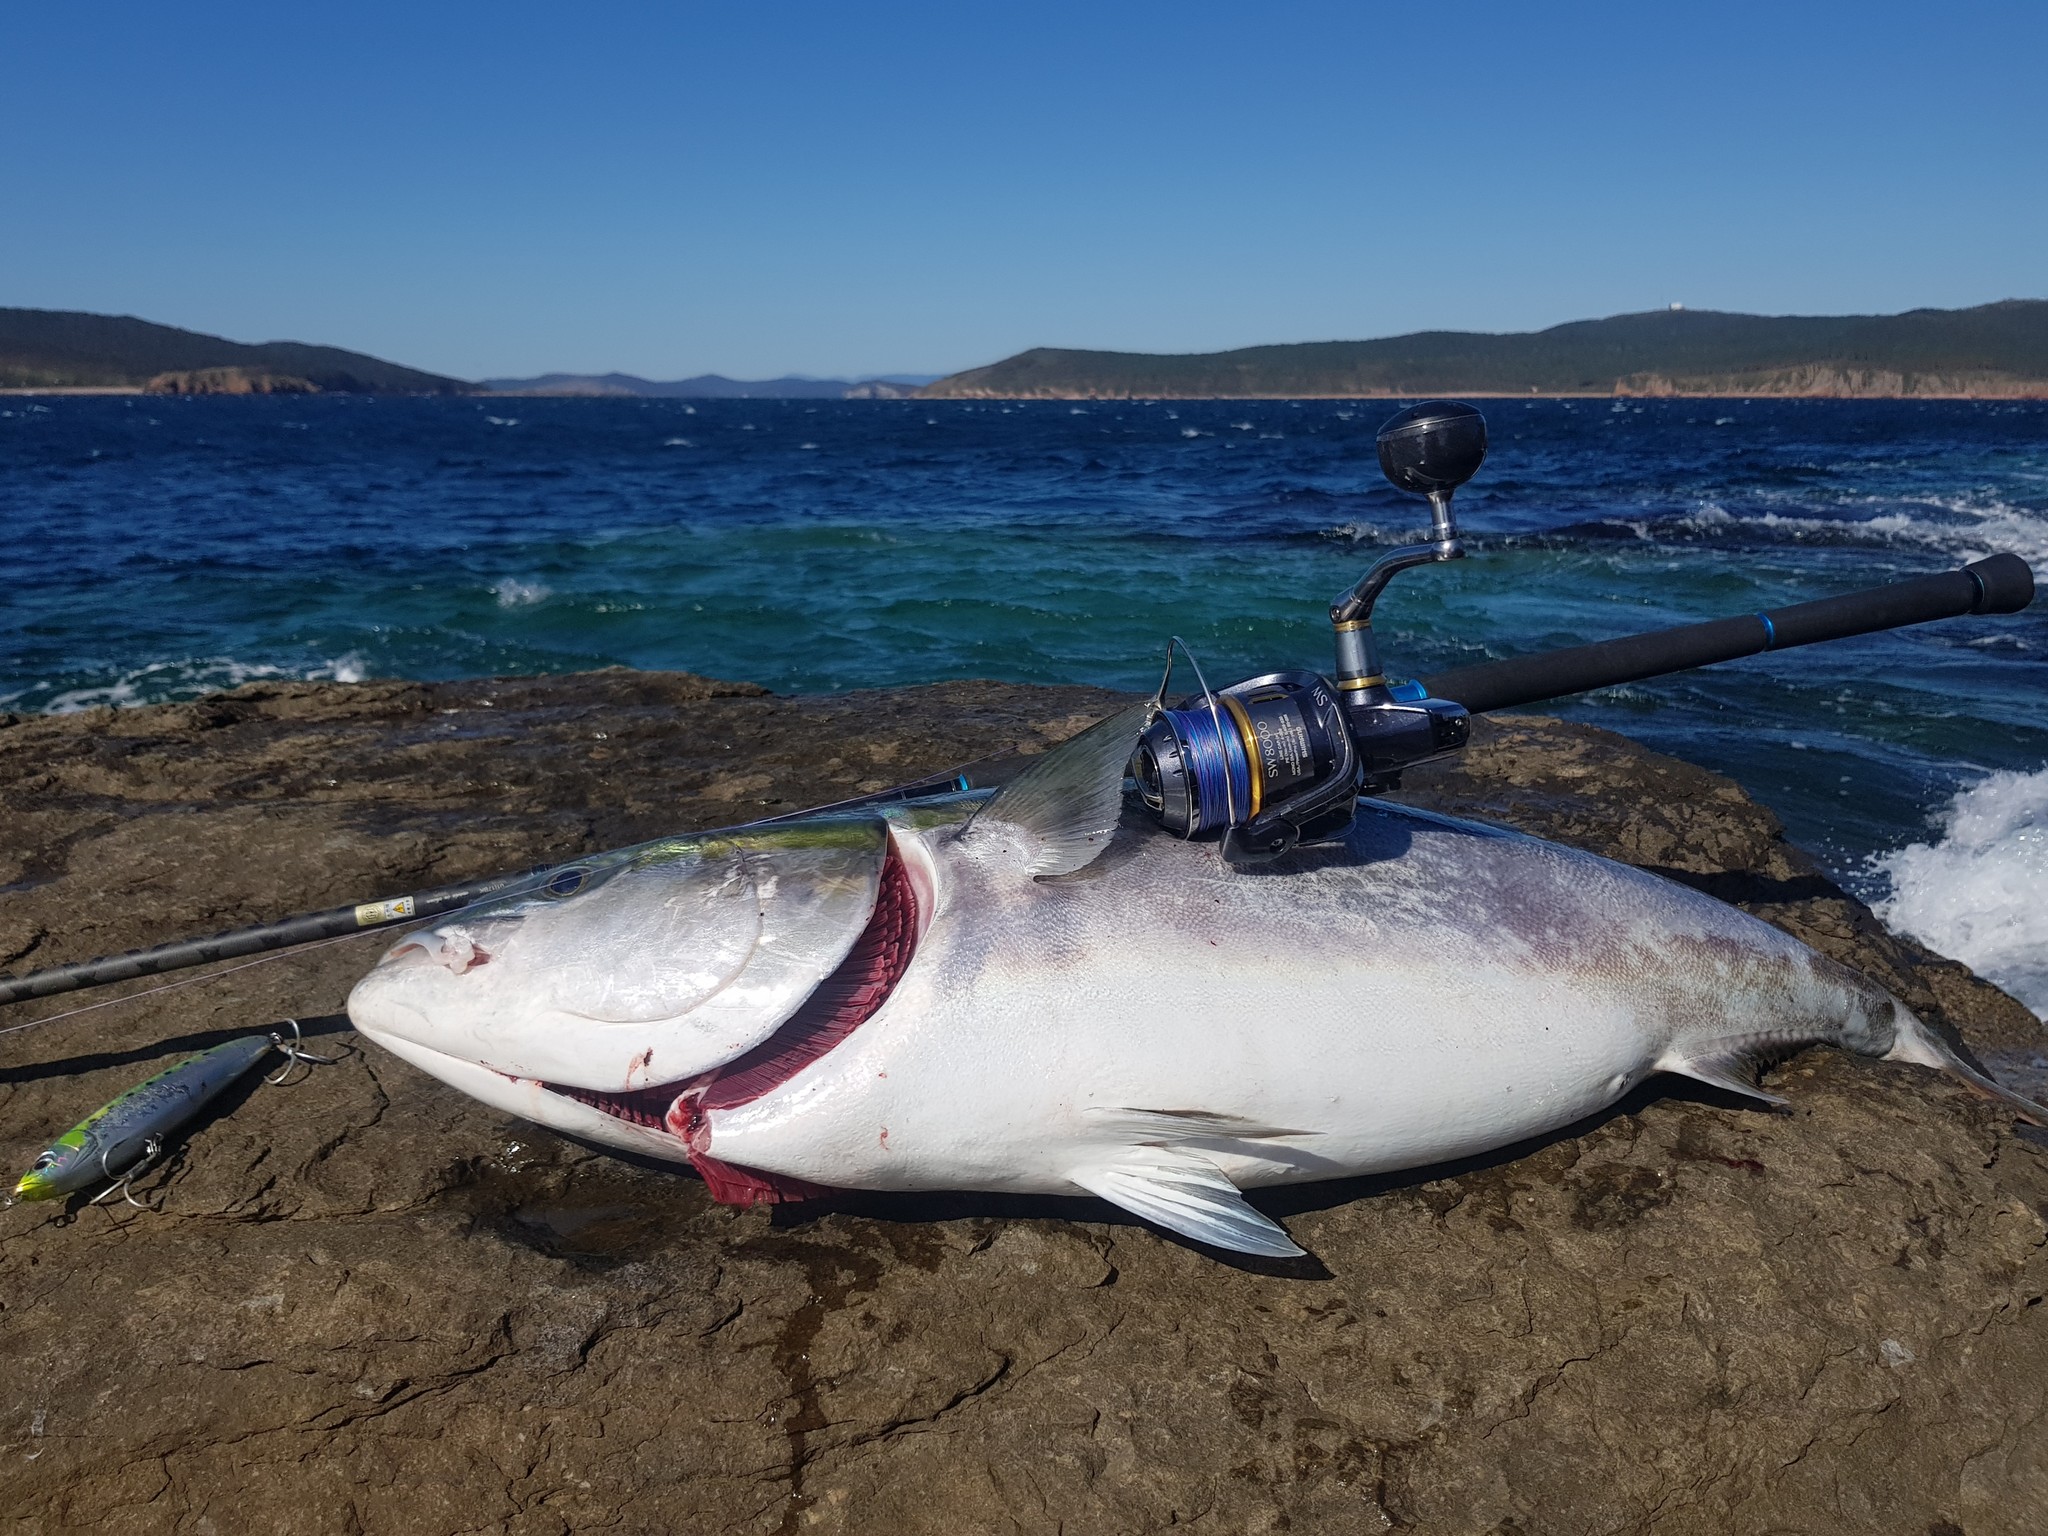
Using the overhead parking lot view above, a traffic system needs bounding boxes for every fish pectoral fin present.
[1658,1039,1792,1108]
[1069,1145,1306,1258]
[964,702,1151,877]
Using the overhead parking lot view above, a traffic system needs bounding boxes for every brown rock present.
[143,367,320,395]
[1,676,2043,1533]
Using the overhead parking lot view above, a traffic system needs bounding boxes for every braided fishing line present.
[1162,703,1252,835]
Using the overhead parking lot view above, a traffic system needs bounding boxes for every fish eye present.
[32,1152,57,1169]
[546,867,588,897]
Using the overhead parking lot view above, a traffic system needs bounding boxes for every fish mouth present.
[541,842,922,1203]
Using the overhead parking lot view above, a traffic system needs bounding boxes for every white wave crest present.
[492,578,551,607]
[34,653,370,714]
[1320,521,1431,546]
[1874,767,2048,1018]
[1673,494,2048,566]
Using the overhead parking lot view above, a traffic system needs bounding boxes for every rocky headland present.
[2,672,2044,1534]
[144,367,320,396]
[920,301,2048,400]
[0,308,470,395]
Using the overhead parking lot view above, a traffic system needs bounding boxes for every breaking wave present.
[14,654,370,715]
[492,577,552,607]
[1558,494,2048,567]
[1873,767,2048,1018]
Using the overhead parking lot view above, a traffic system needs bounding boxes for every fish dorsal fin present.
[965,702,1150,877]
[1069,1144,1305,1258]
[1657,1039,1792,1108]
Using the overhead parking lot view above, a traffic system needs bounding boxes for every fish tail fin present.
[1882,1007,2048,1127]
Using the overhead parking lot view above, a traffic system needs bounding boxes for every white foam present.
[1874,767,2048,1018]
[36,652,371,714]
[492,578,550,607]
[1670,493,2048,566]
[1321,521,1428,546]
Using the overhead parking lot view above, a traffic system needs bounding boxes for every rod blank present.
[0,876,521,1008]
[1421,554,2033,716]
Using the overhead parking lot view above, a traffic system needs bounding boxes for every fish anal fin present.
[1659,1040,1792,1108]
[965,703,1151,877]
[1069,1145,1305,1258]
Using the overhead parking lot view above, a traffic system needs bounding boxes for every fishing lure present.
[12,1022,332,1206]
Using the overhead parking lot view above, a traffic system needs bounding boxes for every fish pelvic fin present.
[1882,1009,2048,1128]
[1070,1144,1305,1258]
[964,702,1151,877]
[1656,1039,1794,1108]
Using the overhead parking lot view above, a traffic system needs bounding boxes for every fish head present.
[346,817,896,1095]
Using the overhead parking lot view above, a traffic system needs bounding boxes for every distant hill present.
[0,308,471,393]
[923,301,2048,399]
[483,372,934,399]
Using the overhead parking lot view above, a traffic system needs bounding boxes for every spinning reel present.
[1133,401,1486,865]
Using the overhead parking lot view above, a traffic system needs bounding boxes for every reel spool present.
[1133,670,1358,861]
[1131,402,1488,864]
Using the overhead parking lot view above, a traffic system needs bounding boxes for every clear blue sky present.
[5,2,2043,382]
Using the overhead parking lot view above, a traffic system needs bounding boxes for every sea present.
[5,394,2045,1013]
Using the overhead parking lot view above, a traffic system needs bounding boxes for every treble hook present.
[88,1135,163,1209]
[265,1018,338,1087]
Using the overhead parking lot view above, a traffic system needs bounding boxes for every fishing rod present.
[0,403,2034,1008]
[0,768,986,1010]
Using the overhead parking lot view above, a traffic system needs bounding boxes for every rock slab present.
[1,673,2044,1534]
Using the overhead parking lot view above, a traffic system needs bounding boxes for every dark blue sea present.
[6,394,2046,1009]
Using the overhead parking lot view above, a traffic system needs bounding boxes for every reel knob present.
[1376,400,1488,502]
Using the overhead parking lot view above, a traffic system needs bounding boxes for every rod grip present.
[1421,554,2034,715]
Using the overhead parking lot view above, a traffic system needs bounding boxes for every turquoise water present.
[5,393,2045,904]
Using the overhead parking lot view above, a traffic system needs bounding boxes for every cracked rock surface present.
[2,672,2044,1534]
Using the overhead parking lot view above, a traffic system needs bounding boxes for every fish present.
[14,1034,277,1201]
[346,705,2047,1257]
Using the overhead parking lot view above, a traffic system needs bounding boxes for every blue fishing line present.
[1166,704,1252,832]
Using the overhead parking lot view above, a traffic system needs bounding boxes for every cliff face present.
[1617,365,2048,399]
[144,366,320,395]
[1,673,2044,1533]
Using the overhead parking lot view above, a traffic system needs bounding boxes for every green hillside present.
[0,308,473,393]
[924,301,2048,399]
